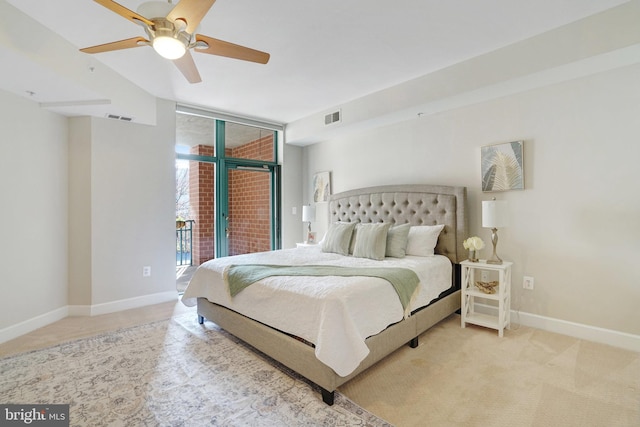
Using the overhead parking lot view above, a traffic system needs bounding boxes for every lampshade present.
[152,36,187,59]
[482,200,508,228]
[302,205,316,223]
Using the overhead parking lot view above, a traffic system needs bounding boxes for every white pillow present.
[405,224,445,257]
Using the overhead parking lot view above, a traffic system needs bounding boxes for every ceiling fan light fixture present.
[79,0,271,83]
[153,35,186,59]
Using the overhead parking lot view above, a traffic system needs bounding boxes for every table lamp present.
[302,205,316,243]
[482,199,508,264]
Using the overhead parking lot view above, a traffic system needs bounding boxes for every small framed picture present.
[481,140,524,192]
[313,171,331,202]
[307,232,317,244]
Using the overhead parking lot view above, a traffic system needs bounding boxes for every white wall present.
[280,141,304,249]
[304,63,640,337]
[81,99,177,310]
[0,89,68,329]
[0,94,178,341]
[68,117,92,306]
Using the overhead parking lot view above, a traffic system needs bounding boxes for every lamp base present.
[487,227,503,264]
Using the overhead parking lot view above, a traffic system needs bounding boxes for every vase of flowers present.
[463,236,485,262]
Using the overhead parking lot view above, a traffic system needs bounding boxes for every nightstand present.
[296,242,318,248]
[460,260,512,337]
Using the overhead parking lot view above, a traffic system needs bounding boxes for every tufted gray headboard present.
[328,184,468,264]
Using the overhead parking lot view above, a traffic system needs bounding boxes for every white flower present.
[463,236,485,251]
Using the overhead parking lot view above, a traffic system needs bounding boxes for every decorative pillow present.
[352,223,392,260]
[321,222,357,256]
[385,223,411,258]
[405,224,445,257]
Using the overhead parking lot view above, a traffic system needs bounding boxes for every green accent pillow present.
[322,222,357,255]
[352,223,392,260]
[385,223,411,258]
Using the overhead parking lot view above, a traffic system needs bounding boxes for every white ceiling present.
[1,0,629,125]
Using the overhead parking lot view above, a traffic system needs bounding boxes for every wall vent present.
[324,109,341,125]
[106,113,133,122]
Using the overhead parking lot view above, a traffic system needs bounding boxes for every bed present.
[182,184,468,405]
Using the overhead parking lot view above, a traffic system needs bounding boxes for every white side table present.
[460,260,512,337]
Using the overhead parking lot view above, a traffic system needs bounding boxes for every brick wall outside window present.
[188,134,274,264]
[189,145,215,265]
[228,134,273,256]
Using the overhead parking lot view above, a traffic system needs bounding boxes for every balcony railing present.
[176,220,195,266]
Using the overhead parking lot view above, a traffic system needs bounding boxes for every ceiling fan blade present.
[173,51,202,84]
[167,0,216,34]
[195,34,270,64]
[93,0,154,27]
[80,37,149,54]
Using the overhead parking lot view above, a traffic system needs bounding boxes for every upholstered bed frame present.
[197,184,468,405]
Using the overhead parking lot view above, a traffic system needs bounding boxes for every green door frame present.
[217,160,281,257]
[177,119,281,259]
[215,120,280,257]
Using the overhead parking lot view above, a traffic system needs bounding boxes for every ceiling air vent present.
[324,109,341,126]
[106,114,133,122]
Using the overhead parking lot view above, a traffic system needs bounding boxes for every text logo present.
[1,405,69,426]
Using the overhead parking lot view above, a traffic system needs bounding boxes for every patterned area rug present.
[0,315,391,426]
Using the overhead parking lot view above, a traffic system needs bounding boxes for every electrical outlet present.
[481,271,490,282]
[143,266,151,277]
[523,276,534,290]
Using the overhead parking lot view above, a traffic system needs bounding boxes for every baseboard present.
[474,303,640,353]
[69,291,179,316]
[0,306,69,344]
[0,292,179,345]
[515,310,640,353]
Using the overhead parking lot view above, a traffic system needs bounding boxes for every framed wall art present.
[313,171,331,202]
[481,141,524,192]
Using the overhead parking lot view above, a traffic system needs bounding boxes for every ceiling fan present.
[79,0,270,83]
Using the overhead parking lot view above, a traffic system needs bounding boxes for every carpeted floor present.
[1,313,390,426]
[2,302,639,426]
[339,314,640,426]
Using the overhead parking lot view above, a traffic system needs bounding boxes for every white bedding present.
[181,246,452,377]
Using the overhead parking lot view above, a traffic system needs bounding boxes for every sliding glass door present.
[215,119,280,256]
[217,163,280,257]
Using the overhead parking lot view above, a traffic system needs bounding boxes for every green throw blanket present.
[225,264,420,313]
